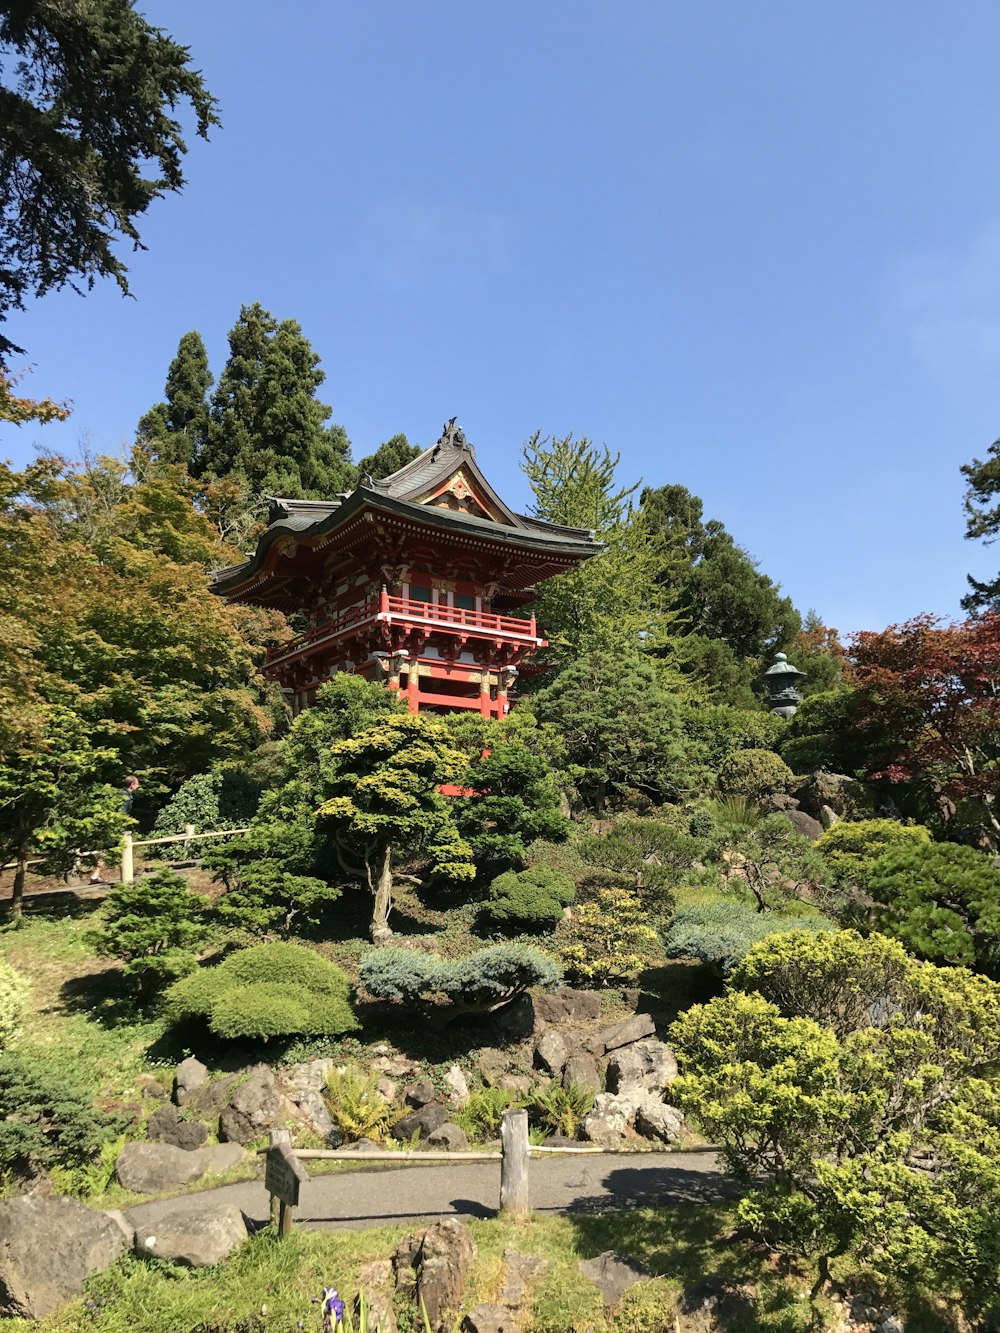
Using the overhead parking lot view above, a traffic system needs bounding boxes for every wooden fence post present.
[499,1109,530,1217]
[267,1129,289,1228]
[183,824,196,857]
[120,833,134,886]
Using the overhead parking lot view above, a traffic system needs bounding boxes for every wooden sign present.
[265,1144,307,1207]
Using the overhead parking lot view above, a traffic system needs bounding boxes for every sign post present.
[266,1130,309,1236]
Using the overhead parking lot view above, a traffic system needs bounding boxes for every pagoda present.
[212,421,600,716]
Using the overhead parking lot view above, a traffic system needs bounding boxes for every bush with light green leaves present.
[483,866,575,932]
[0,960,28,1049]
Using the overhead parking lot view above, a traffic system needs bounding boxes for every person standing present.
[89,776,140,884]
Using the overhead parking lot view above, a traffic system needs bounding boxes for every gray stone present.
[218,1065,288,1145]
[115,1141,207,1194]
[580,1094,635,1148]
[136,1075,168,1099]
[532,987,602,1024]
[604,1045,646,1094]
[372,1054,420,1078]
[173,1055,209,1107]
[415,1218,477,1331]
[192,1142,247,1176]
[290,1088,341,1144]
[443,1064,470,1106]
[391,1102,451,1142]
[0,1195,128,1319]
[781,809,824,841]
[493,994,535,1040]
[605,1039,677,1095]
[340,1137,382,1153]
[586,1013,656,1056]
[404,1078,438,1108]
[499,1248,551,1311]
[134,1202,248,1267]
[796,771,875,822]
[357,1287,398,1333]
[101,1209,136,1248]
[283,1059,333,1094]
[427,1122,470,1152]
[376,1077,399,1105]
[578,1250,651,1309]
[477,1048,512,1085]
[819,804,840,829]
[497,1073,533,1098]
[462,1304,521,1333]
[186,1071,241,1117]
[147,1103,208,1151]
[534,1029,569,1077]
[634,1099,685,1143]
[562,1052,603,1093]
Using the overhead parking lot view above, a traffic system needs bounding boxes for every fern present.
[525,1082,595,1138]
[325,1065,390,1142]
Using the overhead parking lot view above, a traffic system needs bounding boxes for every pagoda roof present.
[211,421,600,599]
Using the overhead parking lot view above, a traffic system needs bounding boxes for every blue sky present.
[3,1,1000,635]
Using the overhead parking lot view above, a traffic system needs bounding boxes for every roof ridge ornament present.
[434,416,470,457]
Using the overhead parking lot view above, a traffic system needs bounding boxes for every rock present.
[534,1029,569,1077]
[404,1078,438,1108]
[147,1103,208,1151]
[819,804,840,829]
[136,1075,168,1099]
[290,1088,341,1144]
[796,771,875,822]
[443,1065,470,1106]
[620,988,641,1013]
[101,1209,136,1248]
[603,1045,646,1094]
[186,1072,241,1117]
[115,1141,207,1194]
[497,1074,533,1098]
[477,1048,512,1085]
[634,1099,685,1143]
[283,1059,334,1094]
[376,1077,399,1104]
[135,1202,248,1267]
[580,1094,636,1147]
[427,1122,470,1152]
[679,1277,757,1330]
[391,1102,451,1142]
[173,1056,209,1107]
[499,1248,550,1311]
[532,987,602,1024]
[578,1251,651,1309]
[415,1218,477,1331]
[781,809,824,841]
[193,1142,247,1175]
[462,1305,521,1333]
[340,1137,382,1153]
[357,1287,398,1333]
[605,1039,677,1095]
[372,1054,420,1078]
[493,994,535,1040]
[562,1052,603,1093]
[764,792,800,812]
[218,1065,288,1145]
[0,1195,128,1319]
[586,1013,656,1056]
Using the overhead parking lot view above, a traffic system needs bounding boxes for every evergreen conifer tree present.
[136,330,213,467]
[355,433,421,481]
[961,435,1000,613]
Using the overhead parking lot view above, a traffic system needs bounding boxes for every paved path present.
[125,1150,732,1234]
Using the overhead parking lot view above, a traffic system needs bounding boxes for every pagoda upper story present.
[212,421,600,716]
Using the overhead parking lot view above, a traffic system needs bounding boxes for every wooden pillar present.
[499,1109,531,1217]
[120,833,134,885]
[406,665,420,714]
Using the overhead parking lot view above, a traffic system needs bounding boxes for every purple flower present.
[321,1287,345,1324]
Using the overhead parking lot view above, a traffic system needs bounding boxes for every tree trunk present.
[370,845,393,945]
[11,854,26,920]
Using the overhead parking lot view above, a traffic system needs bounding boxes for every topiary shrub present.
[557,887,660,986]
[717,750,795,802]
[0,1053,122,1181]
[816,818,932,886]
[152,770,261,860]
[484,866,575,932]
[0,960,28,1049]
[664,899,835,975]
[163,942,359,1041]
[359,943,561,1023]
[93,868,210,1001]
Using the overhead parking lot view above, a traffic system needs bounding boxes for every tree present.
[815,818,932,887]
[93,868,209,1000]
[359,943,560,1023]
[355,433,420,481]
[557,887,660,986]
[961,434,1000,612]
[0,368,69,425]
[848,612,1000,835]
[136,331,213,467]
[318,714,476,941]
[0,0,217,362]
[716,813,832,914]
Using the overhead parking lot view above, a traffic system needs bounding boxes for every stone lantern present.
[763,651,806,719]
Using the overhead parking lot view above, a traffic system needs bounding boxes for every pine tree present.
[355,433,421,481]
[961,435,1000,613]
[136,331,213,467]
[198,303,354,500]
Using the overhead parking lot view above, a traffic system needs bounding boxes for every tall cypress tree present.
[198,303,354,498]
[137,330,213,467]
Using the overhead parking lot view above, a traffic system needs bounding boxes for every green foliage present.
[680,702,786,771]
[815,818,932,885]
[664,900,834,975]
[557,887,659,986]
[93,868,210,1000]
[354,433,421,480]
[152,769,261,860]
[324,1064,391,1142]
[531,652,703,810]
[137,330,214,468]
[525,1082,595,1138]
[0,0,217,362]
[961,432,1000,612]
[579,816,702,909]
[359,943,561,1016]
[0,1052,121,1180]
[861,840,1000,971]
[164,942,358,1041]
[0,959,28,1049]
[484,867,576,932]
[715,813,832,914]
[453,1085,516,1141]
[716,749,795,802]
[778,687,873,776]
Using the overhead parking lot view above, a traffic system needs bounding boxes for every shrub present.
[557,887,660,986]
[716,750,795,801]
[0,959,28,1049]
[579,817,702,911]
[453,1085,516,1142]
[484,866,575,932]
[163,942,359,1041]
[680,702,786,771]
[525,1082,595,1137]
[359,943,561,1020]
[325,1065,391,1142]
[664,900,835,975]
[152,770,260,860]
[0,1053,121,1180]
[525,838,590,883]
[93,868,210,1001]
[816,818,932,885]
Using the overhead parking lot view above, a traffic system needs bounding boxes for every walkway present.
[125,1150,732,1234]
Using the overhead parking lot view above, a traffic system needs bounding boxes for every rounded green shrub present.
[664,899,834,974]
[816,818,932,884]
[0,960,29,1049]
[716,749,795,801]
[163,942,358,1041]
[484,866,575,931]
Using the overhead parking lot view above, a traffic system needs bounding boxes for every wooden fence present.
[1,826,252,889]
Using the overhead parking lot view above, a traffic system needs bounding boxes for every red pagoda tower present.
[212,421,600,716]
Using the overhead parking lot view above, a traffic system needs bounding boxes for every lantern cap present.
[763,651,806,680]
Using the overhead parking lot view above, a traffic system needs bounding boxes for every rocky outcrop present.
[395,1218,476,1332]
[781,809,824,841]
[585,1014,656,1056]
[115,1141,246,1194]
[578,1250,651,1309]
[134,1202,248,1267]
[532,987,602,1024]
[218,1066,290,1145]
[580,1093,635,1147]
[634,1099,685,1143]
[0,1196,128,1319]
[796,771,875,823]
[534,1029,569,1077]
[605,1039,677,1095]
[146,1103,208,1151]
[562,1051,602,1093]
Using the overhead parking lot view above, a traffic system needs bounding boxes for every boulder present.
[634,1099,685,1143]
[372,1054,420,1079]
[578,1250,651,1309]
[136,1075,168,1099]
[781,809,824,841]
[605,1039,677,1095]
[0,1195,128,1319]
[115,1141,207,1194]
[493,994,535,1040]
[580,1094,636,1148]
[499,1248,551,1311]
[403,1078,438,1108]
[194,1142,247,1175]
[532,987,602,1024]
[218,1065,288,1145]
[796,771,875,823]
[497,1073,533,1098]
[819,804,840,830]
[339,1137,382,1154]
[477,1048,512,1085]
[427,1122,470,1152]
[764,792,800,813]
[534,1029,569,1077]
[283,1059,334,1094]
[173,1056,209,1107]
[147,1104,208,1151]
[462,1305,521,1333]
[135,1202,248,1267]
[415,1218,477,1331]
[289,1088,341,1143]
[603,1045,646,1094]
[376,1077,399,1105]
[186,1072,241,1117]
[443,1065,470,1106]
[391,1102,451,1142]
[679,1277,758,1330]
[562,1052,602,1094]
[586,1014,656,1056]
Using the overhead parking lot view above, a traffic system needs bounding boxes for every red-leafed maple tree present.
[848,613,1000,834]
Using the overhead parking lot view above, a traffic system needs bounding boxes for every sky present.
[3,1,1000,636]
